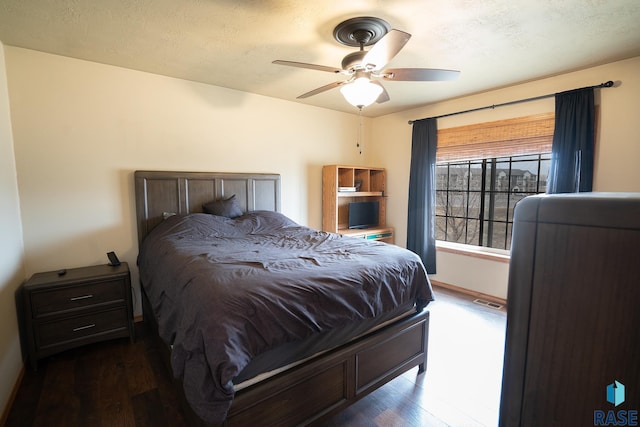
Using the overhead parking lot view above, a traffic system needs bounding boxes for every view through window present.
[435,153,551,250]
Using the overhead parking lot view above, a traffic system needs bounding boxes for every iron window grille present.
[435,153,551,249]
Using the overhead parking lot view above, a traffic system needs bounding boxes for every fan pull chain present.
[357,107,363,155]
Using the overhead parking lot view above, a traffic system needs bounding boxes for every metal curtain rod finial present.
[408,80,616,124]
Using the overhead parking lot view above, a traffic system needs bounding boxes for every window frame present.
[434,113,555,251]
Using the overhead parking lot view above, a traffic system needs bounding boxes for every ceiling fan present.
[273,16,460,109]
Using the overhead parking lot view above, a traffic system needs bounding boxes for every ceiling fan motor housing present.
[341,51,368,71]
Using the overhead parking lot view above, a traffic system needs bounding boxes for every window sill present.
[436,241,510,264]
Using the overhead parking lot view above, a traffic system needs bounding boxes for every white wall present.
[5,47,372,317]
[370,56,640,299]
[0,41,27,421]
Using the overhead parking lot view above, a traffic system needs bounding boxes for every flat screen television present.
[348,201,379,229]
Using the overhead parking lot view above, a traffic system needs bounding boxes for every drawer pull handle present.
[70,294,94,301]
[73,324,96,332]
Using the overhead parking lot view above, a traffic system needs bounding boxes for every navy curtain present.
[547,87,595,193]
[407,118,437,274]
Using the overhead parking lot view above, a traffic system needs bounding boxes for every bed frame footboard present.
[227,309,429,427]
[142,285,429,427]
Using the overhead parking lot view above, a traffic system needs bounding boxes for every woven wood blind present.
[436,112,554,163]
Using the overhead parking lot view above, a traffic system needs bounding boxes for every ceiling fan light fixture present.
[340,77,383,108]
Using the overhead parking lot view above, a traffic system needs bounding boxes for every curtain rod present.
[407,80,614,125]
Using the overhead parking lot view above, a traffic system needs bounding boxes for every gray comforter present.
[137,211,433,423]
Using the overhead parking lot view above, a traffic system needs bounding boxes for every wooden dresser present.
[22,262,134,370]
[499,193,640,426]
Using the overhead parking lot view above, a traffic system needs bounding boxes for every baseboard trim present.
[1,363,25,426]
[431,279,507,307]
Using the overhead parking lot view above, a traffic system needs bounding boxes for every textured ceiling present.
[1,0,639,117]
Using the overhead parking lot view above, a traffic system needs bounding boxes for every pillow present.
[243,210,299,229]
[202,194,243,218]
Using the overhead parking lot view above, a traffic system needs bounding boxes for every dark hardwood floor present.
[5,287,506,427]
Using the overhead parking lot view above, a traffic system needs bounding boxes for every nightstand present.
[22,262,134,370]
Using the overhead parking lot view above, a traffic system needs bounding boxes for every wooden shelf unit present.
[323,165,392,243]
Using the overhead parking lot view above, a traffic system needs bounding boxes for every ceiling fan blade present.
[381,68,461,81]
[273,60,341,74]
[371,81,390,103]
[362,29,411,71]
[297,81,344,99]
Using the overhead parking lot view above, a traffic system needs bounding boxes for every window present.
[434,113,555,250]
[435,153,550,250]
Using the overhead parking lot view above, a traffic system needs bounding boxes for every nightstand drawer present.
[37,307,128,349]
[31,279,125,317]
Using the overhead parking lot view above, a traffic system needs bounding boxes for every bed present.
[134,170,434,426]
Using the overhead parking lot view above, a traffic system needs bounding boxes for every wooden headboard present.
[134,170,281,245]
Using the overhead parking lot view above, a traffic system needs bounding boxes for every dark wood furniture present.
[22,262,134,370]
[499,193,640,427]
[134,171,281,245]
[134,170,430,426]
